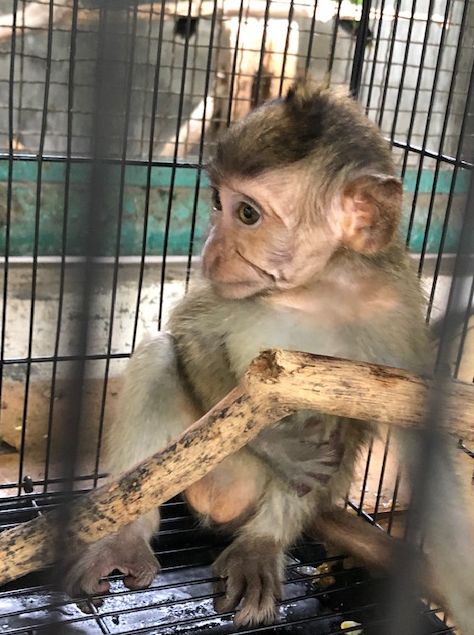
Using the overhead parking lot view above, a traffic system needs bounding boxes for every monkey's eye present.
[237,202,260,225]
[211,188,222,211]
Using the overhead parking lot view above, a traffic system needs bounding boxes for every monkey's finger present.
[213,573,246,613]
[233,574,278,627]
[63,565,110,600]
[266,570,283,602]
[122,560,159,591]
[81,576,110,597]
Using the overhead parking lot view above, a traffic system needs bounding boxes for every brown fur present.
[64,85,474,633]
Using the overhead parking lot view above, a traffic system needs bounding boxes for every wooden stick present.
[0,350,473,585]
[0,385,293,585]
[245,350,474,439]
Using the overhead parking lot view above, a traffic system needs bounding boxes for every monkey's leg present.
[187,463,309,627]
[311,508,446,602]
[404,435,474,634]
[64,334,200,603]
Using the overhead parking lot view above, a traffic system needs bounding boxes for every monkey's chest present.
[248,413,347,496]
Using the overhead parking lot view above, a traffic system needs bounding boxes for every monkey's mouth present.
[205,250,276,299]
[235,250,276,282]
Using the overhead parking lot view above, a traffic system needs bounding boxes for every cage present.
[0,0,473,634]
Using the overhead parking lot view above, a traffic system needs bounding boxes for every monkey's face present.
[201,172,339,300]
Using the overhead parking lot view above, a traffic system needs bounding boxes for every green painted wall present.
[0,159,469,256]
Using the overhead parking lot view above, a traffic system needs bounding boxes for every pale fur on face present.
[201,169,339,300]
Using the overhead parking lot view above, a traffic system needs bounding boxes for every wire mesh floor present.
[0,492,453,635]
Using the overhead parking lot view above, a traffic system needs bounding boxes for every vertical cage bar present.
[304,0,318,77]
[157,0,194,328]
[326,0,344,84]
[185,0,219,289]
[363,0,387,113]
[17,0,55,495]
[350,0,372,97]
[131,0,167,352]
[226,0,245,126]
[43,0,80,493]
[418,0,470,276]
[277,0,295,97]
[253,0,271,106]
[377,0,405,128]
[405,0,453,250]
[0,0,18,480]
[426,61,474,323]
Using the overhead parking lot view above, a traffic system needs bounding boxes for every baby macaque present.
[65,85,474,632]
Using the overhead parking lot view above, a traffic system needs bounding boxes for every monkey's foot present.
[212,537,283,627]
[63,528,160,611]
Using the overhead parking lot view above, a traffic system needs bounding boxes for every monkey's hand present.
[62,527,159,610]
[213,536,284,627]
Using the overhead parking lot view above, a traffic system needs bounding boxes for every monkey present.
[63,85,474,632]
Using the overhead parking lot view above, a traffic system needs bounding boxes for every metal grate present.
[0,493,454,634]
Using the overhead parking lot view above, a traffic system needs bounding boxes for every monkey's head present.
[202,85,402,300]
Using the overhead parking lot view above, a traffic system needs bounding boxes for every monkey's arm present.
[64,333,201,600]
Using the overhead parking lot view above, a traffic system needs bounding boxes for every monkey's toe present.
[121,555,160,591]
[62,530,160,610]
[212,538,283,626]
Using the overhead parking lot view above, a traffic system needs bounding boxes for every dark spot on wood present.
[369,365,405,382]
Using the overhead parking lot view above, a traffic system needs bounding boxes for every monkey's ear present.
[339,175,402,254]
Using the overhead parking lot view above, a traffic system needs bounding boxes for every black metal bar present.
[426,61,474,322]
[157,0,194,328]
[1,351,130,365]
[43,0,80,494]
[363,0,387,113]
[253,0,271,106]
[405,0,453,250]
[278,0,295,96]
[131,0,166,352]
[326,0,344,83]
[386,471,402,535]
[0,152,204,168]
[185,1,219,291]
[17,0,55,496]
[389,139,472,170]
[5,146,468,171]
[17,0,26,137]
[399,0,436,244]
[139,2,155,159]
[386,0,416,134]
[304,0,319,77]
[356,436,374,513]
[418,0,470,276]
[226,0,245,126]
[0,0,18,489]
[371,430,392,524]
[350,0,372,97]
